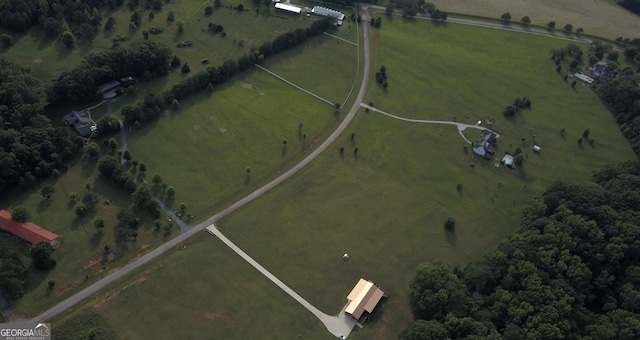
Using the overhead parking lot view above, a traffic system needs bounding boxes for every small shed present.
[533,145,541,153]
[501,153,514,167]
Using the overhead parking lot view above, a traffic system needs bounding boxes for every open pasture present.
[125,68,343,220]
[50,232,328,339]
[260,33,359,106]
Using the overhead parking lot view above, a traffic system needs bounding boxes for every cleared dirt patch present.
[193,125,201,131]
[55,276,85,297]
[218,126,227,133]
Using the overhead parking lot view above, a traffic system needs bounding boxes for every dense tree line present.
[0,58,84,195]
[402,160,640,339]
[47,41,172,106]
[598,75,640,156]
[0,247,29,301]
[0,0,112,40]
[121,18,333,127]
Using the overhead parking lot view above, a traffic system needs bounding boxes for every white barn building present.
[311,6,345,25]
[275,3,301,14]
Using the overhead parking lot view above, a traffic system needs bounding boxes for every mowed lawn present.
[125,68,343,220]
[0,153,176,317]
[51,232,328,340]
[0,0,315,80]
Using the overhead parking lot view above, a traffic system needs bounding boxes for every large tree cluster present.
[0,248,28,301]
[0,58,84,195]
[402,160,640,339]
[47,41,172,105]
[598,75,640,156]
[0,0,108,40]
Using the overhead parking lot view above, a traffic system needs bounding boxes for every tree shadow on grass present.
[89,231,104,250]
[81,157,98,179]
[430,20,448,29]
[364,296,389,325]
[445,229,457,247]
[37,199,52,213]
[245,174,251,185]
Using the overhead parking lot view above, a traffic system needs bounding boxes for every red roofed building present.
[0,210,59,244]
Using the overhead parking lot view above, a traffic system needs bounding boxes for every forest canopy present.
[0,58,83,195]
[402,160,640,339]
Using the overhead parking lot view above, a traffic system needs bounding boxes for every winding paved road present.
[29,6,372,338]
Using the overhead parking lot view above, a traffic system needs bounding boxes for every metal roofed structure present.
[0,209,59,245]
[345,278,385,321]
[311,6,345,25]
[275,3,302,14]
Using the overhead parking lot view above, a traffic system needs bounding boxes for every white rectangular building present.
[311,6,345,25]
[275,3,301,14]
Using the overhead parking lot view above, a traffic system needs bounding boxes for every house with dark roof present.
[588,63,616,83]
[97,80,121,98]
[63,110,97,137]
[0,210,59,245]
[472,130,497,158]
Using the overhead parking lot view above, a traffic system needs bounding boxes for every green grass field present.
[260,29,359,105]
[51,232,328,339]
[124,35,357,220]
[48,17,637,339]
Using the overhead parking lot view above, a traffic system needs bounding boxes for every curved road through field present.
[29,6,372,338]
[360,103,490,144]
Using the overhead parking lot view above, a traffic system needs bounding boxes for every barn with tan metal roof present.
[345,278,385,321]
